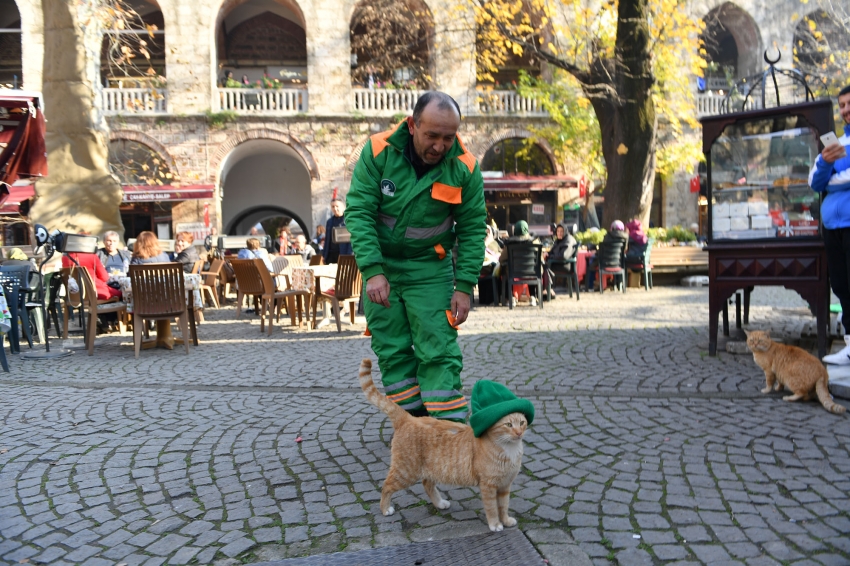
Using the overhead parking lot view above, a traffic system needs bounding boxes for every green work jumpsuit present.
[346,121,486,421]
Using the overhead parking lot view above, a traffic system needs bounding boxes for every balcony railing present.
[101,88,167,114]
[352,88,424,115]
[696,87,808,117]
[477,90,548,116]
[218,88,308,114]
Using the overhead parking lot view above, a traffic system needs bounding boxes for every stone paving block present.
[220,536,256,558]
[145,533,191,556]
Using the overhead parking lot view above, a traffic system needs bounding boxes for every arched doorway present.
[349,0,433,88]
[219,139,313,240]
[0,0,22,88]
[216,0,307,88]
[480,137,561,231]
[700,3,762,89]
[793,11,845,93]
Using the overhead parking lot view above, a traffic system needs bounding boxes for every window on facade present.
[0,0,22,88]
[474,0,545,87]
[793,11,845,94]
[217,0,307,87]
[108,139,174,186]
[350,0,432,89]
[100,0,166,87]
[481,138,555,176]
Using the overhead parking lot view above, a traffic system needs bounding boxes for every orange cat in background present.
[359,359,535,532]
[746,330,846,414]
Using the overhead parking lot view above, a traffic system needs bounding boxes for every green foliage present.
[205,109,237,129]
[575,229,605,246]
[646,225,696,244]
[515,70,605,179]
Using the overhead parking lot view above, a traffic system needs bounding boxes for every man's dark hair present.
[839,84,850,98]
[412,91,461,125]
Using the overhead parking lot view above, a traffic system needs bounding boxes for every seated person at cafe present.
[293,234,316,263]
[130,231,171,264]
[97,230,131,274]
[586,220,630,285]
[238,237,275,273]
[624,219,648,268]
[173,231,201,274]
[544,224,578,297]
[499,220,542,306]
[62,241,122,301]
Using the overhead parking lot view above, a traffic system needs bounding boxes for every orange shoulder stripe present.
[455,135,476,173]
[370,130,393,158]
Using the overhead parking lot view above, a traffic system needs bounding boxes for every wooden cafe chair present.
[312,255,362,332]
[128,263,191,358]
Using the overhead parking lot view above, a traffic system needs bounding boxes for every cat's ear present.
[743,329,750,337]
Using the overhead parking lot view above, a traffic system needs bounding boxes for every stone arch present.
[109,130,179,177]
[8,0,40,90]
[700,2,763,80]
[211,128,320,182]
[474,128,560,174]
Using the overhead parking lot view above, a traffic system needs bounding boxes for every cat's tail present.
[359,359,409,424]
[816,374,847,414]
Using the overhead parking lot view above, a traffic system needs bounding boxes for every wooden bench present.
[650,245,708,273]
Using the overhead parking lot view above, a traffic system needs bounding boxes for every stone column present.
[305,0,352,114]
[18,0,44,91]
[430,0,477,116]
[165,0,213,114]
[29,0,124,236]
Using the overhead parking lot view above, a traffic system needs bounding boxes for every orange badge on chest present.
[431,183,462,204]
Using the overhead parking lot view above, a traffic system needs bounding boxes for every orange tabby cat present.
[359,359,530,532]
[746,330,846,414]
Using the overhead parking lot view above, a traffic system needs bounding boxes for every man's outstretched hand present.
[451,291,470,326]
[366,274,391,307]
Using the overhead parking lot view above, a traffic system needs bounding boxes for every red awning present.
[0,91,48,200]
[0,183,36,214]
[483,174,580,191]
[122,184,215,202]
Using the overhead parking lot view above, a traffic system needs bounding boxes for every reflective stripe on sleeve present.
[405,216,454,240]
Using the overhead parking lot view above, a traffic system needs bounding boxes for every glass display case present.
[701,100,834,358]
[709,116,820,241]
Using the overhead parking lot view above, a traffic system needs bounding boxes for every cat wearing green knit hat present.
[359,359,535,532]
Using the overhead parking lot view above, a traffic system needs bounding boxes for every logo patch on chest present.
[381,179,397,197]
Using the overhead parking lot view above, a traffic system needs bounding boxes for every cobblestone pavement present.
[0,286,848,566]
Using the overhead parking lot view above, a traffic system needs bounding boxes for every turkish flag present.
[203,203,210,227]
[690,176,700,193]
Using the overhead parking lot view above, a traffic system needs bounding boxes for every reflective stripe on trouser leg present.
[402,277,466,422]
[364,283,423,412]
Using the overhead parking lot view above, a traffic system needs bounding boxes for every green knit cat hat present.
[470,380,535,437]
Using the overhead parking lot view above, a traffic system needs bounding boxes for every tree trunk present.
[589,0,657,228]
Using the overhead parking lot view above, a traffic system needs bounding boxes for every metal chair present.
[502,243,544,309]
[626,238,654,290]
[589,238,627,293]
[0,265,33,351]
[128,263,191,358]
[476,263,499,305]
[547,243,580,301]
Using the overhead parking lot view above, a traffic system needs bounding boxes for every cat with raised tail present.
[746,330,846,414]
[359,359,535,532]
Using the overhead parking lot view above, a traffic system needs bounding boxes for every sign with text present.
[176,222,212,242]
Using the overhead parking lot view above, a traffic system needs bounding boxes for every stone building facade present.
[5,0,834,239]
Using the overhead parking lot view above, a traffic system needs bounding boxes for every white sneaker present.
[510,297,517,308]
[823,335,850,365]
[530,297,538,306]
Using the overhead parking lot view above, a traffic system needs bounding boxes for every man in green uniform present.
[346,92,486,421]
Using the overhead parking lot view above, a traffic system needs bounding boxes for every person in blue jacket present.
[810,84,850,364]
